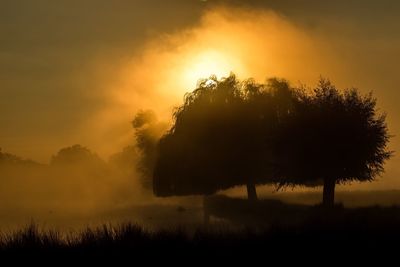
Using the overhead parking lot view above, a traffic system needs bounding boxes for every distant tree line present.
[0,148,41,167]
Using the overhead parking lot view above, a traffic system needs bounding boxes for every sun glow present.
[181,50,235,89]
[102,6,323,152]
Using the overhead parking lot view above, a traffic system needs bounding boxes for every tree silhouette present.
[275,79,392,207]
[0,148,38,166]
[132,110,168,189]
[51,144,104,167]
[153,75,293,200]
[153,75,391,206]
[0,148,25,165]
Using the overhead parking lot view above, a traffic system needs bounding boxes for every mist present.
[89,4,399,190]
[1,1,400,229]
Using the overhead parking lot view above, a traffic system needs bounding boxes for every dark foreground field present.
[1,196,400,259]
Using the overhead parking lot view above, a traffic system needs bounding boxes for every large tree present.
[275,79,392,207]
[153,75,293,200]
[153,75,391,206]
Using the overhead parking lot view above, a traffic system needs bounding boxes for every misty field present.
[2,190,400,230]
[1,209,399,256]
[1,192,400,257]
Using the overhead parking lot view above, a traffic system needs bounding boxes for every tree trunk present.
[322,178,335,207]
[246,183,258,201]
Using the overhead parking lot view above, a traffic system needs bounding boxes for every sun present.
[181,50,237,90]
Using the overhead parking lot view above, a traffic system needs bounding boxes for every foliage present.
[154,74,292,196]
[154,74,392,201]
[132,110,168,189]
[50,144,104,167]
[0,148,38,166]
[275,79,392,187]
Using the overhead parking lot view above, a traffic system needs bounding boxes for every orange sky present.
[1,0,399,189]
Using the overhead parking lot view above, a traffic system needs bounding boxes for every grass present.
[1,212,400,255]
[1,196,400,258]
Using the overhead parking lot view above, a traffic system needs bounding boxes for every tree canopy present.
[274,79,392,206]
[153,75,290,198]
[50,144,104,167]
[153,74,392,206]
[132,110,168,189]
[0,148,38,166]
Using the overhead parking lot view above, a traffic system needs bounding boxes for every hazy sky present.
[1,0,399,188]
